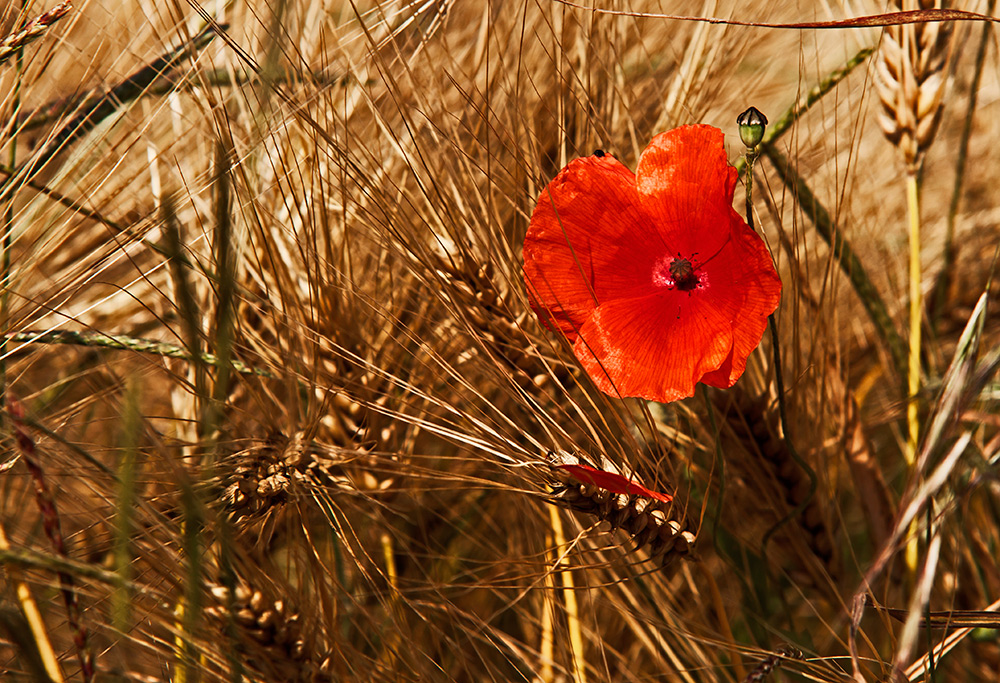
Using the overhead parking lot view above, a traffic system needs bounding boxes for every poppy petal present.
[524,155,654,340]
[699,223,782,387]
[573,290,735,402]
[635,125,738,257]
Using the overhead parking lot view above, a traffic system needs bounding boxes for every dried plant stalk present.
[8,397,94,682]
[874,0,953,172]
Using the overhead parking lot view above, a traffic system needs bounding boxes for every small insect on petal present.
[555,463,673,503]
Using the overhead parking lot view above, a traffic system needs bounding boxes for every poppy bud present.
[737,106,767,149]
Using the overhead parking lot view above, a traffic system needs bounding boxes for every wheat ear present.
[874,0,952,174]
[875,1,953,575]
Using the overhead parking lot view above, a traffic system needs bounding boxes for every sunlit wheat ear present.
[206,581,331,682]
[0,1,73,67]
[546,450,696,569]
[874,0,952,172]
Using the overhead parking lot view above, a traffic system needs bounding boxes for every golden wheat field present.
[1,0,999,681]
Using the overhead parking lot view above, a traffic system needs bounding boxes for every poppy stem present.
[743,150,758,232]
[741,145,818,556]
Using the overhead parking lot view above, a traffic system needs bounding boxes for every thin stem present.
[1,17,24,411]
[906,172,922,463]
[744,148,817,555]
[0,522,64,682]
[703,385,726,544]
[9,398,94,681]
[4,330,271,377]
[548,505,587,683]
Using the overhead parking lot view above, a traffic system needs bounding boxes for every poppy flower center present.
[652,255,704,292]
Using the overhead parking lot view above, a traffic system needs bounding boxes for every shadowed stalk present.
[161,195,209,427]
[163,190,209,681]
[177,481,204,683]
[205,140,236,462]
[700,564,747,681]
[379,532,401,670]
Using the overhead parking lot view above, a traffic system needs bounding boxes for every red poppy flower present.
[523,125,781,403]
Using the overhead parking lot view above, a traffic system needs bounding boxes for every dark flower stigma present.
[669,258,698,291]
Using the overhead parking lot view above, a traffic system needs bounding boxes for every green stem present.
[4,330,271,377]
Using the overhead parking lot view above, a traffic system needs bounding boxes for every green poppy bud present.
[737,106,767,149]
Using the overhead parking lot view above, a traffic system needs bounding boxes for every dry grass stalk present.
[7,396,94,681]
[5,0,1000,679]
[874,0,953,172]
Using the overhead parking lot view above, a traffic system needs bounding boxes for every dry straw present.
[4,0,1000,680]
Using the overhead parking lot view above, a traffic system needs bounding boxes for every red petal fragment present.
[556,463,673,503]
[636,125,736,205]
